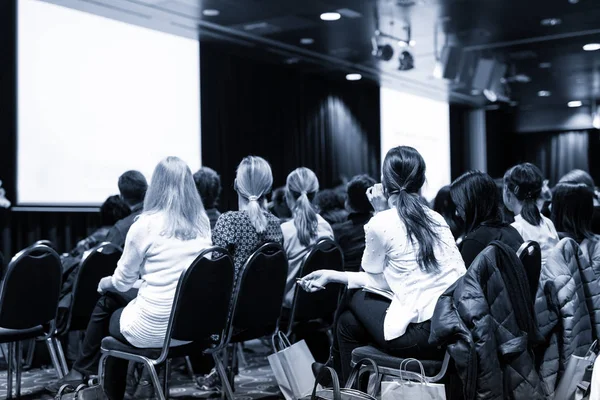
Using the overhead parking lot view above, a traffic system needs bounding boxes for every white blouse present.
[345,208,466,341]
[511,214,559,267]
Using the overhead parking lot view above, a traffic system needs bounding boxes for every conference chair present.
[52,242,122,375]
[0,244,62,399]
[517,241,542,301]
[99,247,234,400]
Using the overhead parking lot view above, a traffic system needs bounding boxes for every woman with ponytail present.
[300,146,466,382]
[281,167,334,307]
[503,163,559,266]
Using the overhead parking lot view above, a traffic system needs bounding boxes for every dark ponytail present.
[504,163,543,226]
[383,146,441,273]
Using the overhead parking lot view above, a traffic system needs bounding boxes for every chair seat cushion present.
[101,336,207,359]
[352,345,443,376]
[0,325,45,343]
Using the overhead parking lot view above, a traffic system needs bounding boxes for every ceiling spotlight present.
[539,62,552,69]
[583,43,600,51]
[202,9,220,17]
[398,41,408,48]
[409,40,417,46]
[538,90,551,97]
[568,100,583,107]
[300,38,314,45]
[346,73,362,81]
[320,12,341,21]
[373,44,394,61]
[398,51,414,71]
[540,18,561,26]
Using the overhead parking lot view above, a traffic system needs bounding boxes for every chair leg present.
[236,343,247,369]
[213,353,234,400]
[184,356,195,380]
[162,358,171,398]
[54,337,69,376]
[22,339,35,370]
[46,337,64,378]
[141,360,166,400]
[98,354,107,389]
[15,341,22,398]
[7,342,14,400]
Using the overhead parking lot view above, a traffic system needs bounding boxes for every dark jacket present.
[580,236,600,340]
[459,223,523,268]
[105,203,143,248]
[430,241,543,400]
[332,213,371,272]
[536,238,597,397]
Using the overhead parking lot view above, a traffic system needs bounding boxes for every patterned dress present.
[212,210,284,280]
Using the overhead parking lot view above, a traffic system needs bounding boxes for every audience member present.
[281,167,334,308]
[332,174,376,272]
[269,186,292,222]
[47,157,212,400]
[559,169,600,234]
[301,146,466,382]
[495,178,515,223]
[450,171,523,268]
[105,170,148,248]
[432,185,464,243]
[193,166,222,228]
[503,163,559,266]
[315,188,348,225]
[551,182,597,244]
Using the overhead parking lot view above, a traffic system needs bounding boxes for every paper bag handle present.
[399,358,426,383]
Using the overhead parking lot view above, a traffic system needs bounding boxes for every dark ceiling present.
[41,0,600,110]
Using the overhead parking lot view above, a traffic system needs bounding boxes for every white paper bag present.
[381,380,446,400]
[268,339,316,400]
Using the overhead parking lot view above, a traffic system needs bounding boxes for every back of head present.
[271,187,292,219]
[315,189,344,213]
[144,156,210,240]
[236,156,273,233]
[559,169,595,189]
[346,174,377,214]
[286,167,320,246]
[504,163,544,226]
[193,167,221,209]
[100,195,131,226]
[118,170,148,207]
[382,146,440,273]
[551,183,595,243]
[450,171,501,234]
[433,185,464,240]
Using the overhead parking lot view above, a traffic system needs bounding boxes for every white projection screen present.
[17,0,201,205]
[380,87,451,201]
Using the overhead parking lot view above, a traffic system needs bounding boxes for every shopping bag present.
[555,341,598,400]
[300,361,378,400]
[380,358,446,400]
[267,332,316,400]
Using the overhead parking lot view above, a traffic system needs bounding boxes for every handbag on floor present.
[54,378,107,400]
[381,358,446,400]
[555,341,598,400]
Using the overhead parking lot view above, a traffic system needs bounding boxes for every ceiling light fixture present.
[202,9,220,17]
[583,43,600,51]
[538,90,551,97]
[300,38,314,45]
[398,41,408,48]
[346,73,362,81]
[539,62,552,69]
[320,12,341,21]
[568,100,583,107]
[540,18,561,26]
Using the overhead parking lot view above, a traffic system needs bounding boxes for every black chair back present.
[517,240,542,301]
[67,242,122,332]
[289,239,344,328]
[0,245,62,329]
[169,247,234,342]
[229,242,288,342]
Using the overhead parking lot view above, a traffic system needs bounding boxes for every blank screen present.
[17,0,201,205]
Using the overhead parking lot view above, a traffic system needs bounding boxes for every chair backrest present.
[67,242,123,332]
[0,244,62,329]
[229,242,288,342]
[288,238,344,330]
[168,247,234,343]
[517,241,542,301]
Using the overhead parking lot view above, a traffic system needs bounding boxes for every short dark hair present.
[118,170,148,206]
[551,183,596,243]
[450,171,501,234]
[432,185,464,240]
[315,189,344,213]
[193,167,221,209]
[346,174,376,214]
[100,195,131,226]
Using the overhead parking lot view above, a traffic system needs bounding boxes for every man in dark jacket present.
[430,241,543,399]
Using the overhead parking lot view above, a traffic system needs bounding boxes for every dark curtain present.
[200,43,381,212]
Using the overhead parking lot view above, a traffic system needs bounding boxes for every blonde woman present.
[281,167,334,307]
[48,157,212,399]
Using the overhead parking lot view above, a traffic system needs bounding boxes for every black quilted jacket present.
[579,237,600,340]
[430,241,544,399]
[535,238,597,397]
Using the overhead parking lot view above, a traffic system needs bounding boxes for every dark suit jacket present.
[105,203,143,248]
[332,213,372,272]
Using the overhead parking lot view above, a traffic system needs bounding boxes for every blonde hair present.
[143,156,211,240]
[286,167,319,246]
[236,156,273,233]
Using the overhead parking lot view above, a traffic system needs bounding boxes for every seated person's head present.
[118,170,148,208]
[286,167,320,246]
[345,174,376,214]
[315,189,344,214]
[433,185,464,240]
[551,182,595,243]
[503,163,544,226]
[450,171,500,234]
[235,156,273,233]
[193,167,221,210]
[100,195,131,226]
[559,169,595,188]
[270,186,292,219]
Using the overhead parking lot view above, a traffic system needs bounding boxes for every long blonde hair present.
[286,167,319,246]
[143,156,211,240]
[235,156,273,233]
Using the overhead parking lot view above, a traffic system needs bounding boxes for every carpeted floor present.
[0,340,284,399]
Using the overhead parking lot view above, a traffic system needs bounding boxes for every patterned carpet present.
[0,340,284,399]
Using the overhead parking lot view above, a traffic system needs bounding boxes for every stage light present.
[300,38,314,45]
[568,100,582,107]
[483,89,498,102]
[346,73,362,81]
[537,90,551,97]
[583,43,600,51]
[320,12,341,21]
[202,9,220,17]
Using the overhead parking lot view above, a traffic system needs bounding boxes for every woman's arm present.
[108,218,149,293]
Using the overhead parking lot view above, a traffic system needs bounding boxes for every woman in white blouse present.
[48,157,212,399]
[301,146,466,382]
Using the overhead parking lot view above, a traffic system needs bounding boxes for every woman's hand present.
[298,270,347,292]
[366,183,389,213]
[97,276,114,294]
